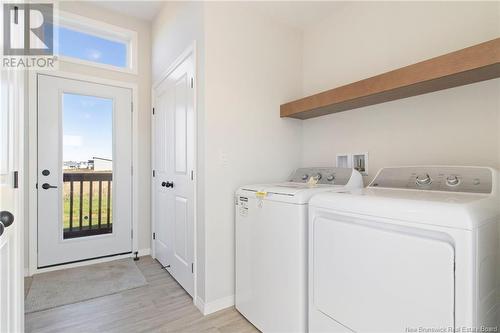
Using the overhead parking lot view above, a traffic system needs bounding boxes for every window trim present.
[56,11,138,74]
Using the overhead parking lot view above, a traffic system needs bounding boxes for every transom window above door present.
[57,26,127,68]
[54,11,138,73]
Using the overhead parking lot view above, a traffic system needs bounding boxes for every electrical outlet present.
[219,151,229,167]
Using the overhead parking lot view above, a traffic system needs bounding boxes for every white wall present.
[151,1,207,300]
[25,1,152,271]
[300,1,500,182]
[203,2,303,305]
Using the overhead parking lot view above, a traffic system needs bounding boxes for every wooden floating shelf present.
[281,38,500,120]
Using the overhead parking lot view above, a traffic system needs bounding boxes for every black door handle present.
[0,211,14,236]
[161,181,174,188]
[42,183,57,190]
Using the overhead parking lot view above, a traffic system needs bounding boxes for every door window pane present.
[62,93,113,239]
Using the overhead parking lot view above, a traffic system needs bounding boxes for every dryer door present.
[311,214,455,332]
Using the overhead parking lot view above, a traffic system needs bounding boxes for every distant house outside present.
[63,160,90,170]
[92,157,112,171]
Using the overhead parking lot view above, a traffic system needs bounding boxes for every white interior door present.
[37,74,133,267]
[153,51,195,296]
[0,69,24,332]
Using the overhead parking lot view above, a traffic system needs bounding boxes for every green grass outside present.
[63,179,112,230]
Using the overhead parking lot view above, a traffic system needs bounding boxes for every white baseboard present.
[194,295,234,316]
[194,296,205,314]
[138,248,151,257]
[24,267,29,277]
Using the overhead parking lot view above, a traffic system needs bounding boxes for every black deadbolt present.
[42,169,50,176]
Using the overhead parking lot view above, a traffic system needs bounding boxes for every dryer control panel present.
[369,166,493,193]
[288,167,354,185]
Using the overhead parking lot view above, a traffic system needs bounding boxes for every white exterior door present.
[37,74,133,267]
[0,70,24,332]
[153,51,195,296]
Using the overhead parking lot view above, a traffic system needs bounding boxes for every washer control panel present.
[369,166,493,193]
[288,167,353,185]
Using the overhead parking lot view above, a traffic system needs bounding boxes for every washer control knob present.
[415,174,432,186]
[326,174,335,182]
[314,173,322,181]
[301,174,309,181]
[446,175,460,186]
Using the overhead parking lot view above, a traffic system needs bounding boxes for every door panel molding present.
[174,196,188,264]
[174,73,188,174]
[28,70,139,275]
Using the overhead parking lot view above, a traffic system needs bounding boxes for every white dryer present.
[308,166,500,333]
[235,167,363,333]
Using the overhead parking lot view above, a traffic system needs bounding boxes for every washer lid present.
[238,182,345,204]
[310,187,498,230]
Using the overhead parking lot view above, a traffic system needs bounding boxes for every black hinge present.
[152,107,155,115]
[152,232,156,240]
[152,170,156,177]
[13,6,19,24]
[190,78,194,88]
[13,171,18,189]
[191,263,194,273]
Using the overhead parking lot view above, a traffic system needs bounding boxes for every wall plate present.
[352,152,368,176]
[336,153,352,168]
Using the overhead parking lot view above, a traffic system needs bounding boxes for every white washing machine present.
[308,166,500,333]
[235,167,363,333]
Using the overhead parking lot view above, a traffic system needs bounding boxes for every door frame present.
[28,70,139,276]
[1,67,27,332]
[151,42,198,302]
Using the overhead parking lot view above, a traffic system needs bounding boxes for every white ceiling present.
[89,1,341,28]
[250,1,344,30]
[90,1,164,21]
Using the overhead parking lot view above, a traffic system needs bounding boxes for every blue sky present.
[57,26,127,68]
[57,26,127,162]
[63,94,113,162]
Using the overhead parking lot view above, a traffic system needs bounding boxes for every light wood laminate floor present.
[25,256,259,333]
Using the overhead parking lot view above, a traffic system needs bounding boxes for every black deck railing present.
[63,172,112,239]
